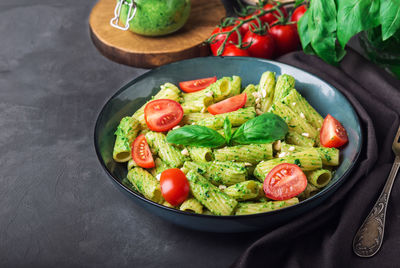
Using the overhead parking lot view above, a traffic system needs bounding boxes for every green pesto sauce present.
[120,0,191,36]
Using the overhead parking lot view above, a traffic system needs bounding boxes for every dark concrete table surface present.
[0,1,266,267]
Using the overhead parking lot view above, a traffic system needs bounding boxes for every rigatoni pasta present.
[179,198,204,214]
[196,107,256,129]
[214,143,273,164]
[224,180,261,201]
[235,198,299,215]
[186,170,238,216]
[113,116,140,162]
[145,131,185,168]
[183,161,248,186]
[127,167,163,204]
[282,89,324,130]
[257,71,276,112]
[271,101,318,140]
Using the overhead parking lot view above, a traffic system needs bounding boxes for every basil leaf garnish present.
[231,113,288,144]
[223,117,232,145]
[166,125,226,148]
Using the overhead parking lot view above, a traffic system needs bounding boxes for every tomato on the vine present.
[291,5,307,24]
[243,30,275,59]
[260,4,288,25]
[221,45,250,57]
[238,14,262,36]
[210,26,239,56]
[269,24,300,56]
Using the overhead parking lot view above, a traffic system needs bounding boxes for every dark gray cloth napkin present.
[232,48,400,268]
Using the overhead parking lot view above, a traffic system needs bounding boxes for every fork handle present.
[353,156,400,257]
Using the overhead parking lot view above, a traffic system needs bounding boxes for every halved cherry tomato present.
[263,163,307,201]
[144,99,183,132]
[132,134,155,169]
[221,45,250,57]
[210,26,239,56]
[179,77,217,93]
[160,168,190,206]
[260,4,288,25]
[320,114,348,148]
[207,93,247,115]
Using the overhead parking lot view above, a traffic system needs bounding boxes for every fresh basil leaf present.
[231,113,288,144]
[298,11,314,54]
[336,0,380,48]
[223,117,232,145]
[166,125,226,148]
[307,0,344,65]
[380,0,400,40]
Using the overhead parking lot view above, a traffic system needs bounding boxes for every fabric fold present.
[232,48,400,268]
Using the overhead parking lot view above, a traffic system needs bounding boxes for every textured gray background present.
[0,0,267,267]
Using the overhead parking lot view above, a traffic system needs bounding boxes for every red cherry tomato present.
[221,45,250,57]
[132,134,155,169]
[263,163,307,201]
[207,93,247,115]
[320,114,349,148]
[210,26,239,56]
[144,99,183,132]
[243,30,276,59]
[179,77,217,93]
[260,4,288,25]
[269,24,300,56]
[238,14,262,35]
[160,168,190,206]
[291,5,307,26]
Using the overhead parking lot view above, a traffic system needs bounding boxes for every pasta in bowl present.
[94,57,361,232]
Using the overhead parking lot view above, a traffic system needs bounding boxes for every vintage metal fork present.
[353,124,400,257]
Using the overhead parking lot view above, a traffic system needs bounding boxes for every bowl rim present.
[94,56,363,219]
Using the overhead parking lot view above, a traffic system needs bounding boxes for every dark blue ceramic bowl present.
[94,57,362,233]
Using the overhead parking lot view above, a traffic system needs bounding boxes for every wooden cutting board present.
[89,0,226,68]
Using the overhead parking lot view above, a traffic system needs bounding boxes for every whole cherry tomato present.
[243,30,276,59]
[269,24,300,56]
[160,168,190,206]
[291,5,307,24]
[260,4,288,25]
[210,26,239,56]
[238,14,262,36]
[221,45,250,57]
